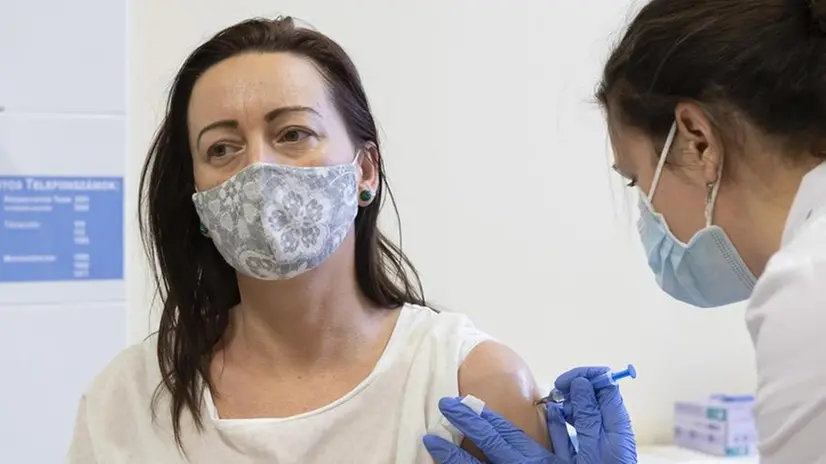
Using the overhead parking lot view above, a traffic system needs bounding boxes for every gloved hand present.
[547,366,637,463]
[422,366,637,464]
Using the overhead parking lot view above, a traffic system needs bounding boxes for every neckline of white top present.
[202,304,413,428]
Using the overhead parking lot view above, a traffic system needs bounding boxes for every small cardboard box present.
[674,395,758,457]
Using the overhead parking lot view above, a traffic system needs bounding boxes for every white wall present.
[128,0,758,444]
[0,1,128,462]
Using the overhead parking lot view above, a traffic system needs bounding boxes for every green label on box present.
[706,407,727,421]
[726,446,749,456]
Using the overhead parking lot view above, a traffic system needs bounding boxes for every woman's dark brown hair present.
[598,0,826,158]
[138,16,426,446]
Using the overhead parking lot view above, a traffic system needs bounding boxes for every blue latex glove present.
[422,366,637,464]
[548,367,637,463]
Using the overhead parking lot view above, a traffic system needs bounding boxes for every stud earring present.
[199,222,209,236]
[359,189,374,203]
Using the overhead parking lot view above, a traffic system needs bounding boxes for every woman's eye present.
[206,143,241,159]
[279,128,313,143]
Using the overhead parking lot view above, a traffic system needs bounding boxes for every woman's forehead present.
[606,118,630,164]
[188,53,332,127]
[607,118,659,170]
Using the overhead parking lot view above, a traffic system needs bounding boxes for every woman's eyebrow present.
[196,106,321,150]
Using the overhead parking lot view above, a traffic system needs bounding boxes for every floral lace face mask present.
[192,155,360,280]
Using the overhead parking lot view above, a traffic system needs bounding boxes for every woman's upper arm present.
[746,246,826,464]
[457,340,550,458]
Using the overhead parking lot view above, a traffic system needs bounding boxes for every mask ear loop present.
[648,122,678,202]
[352,149,363,166]
[704,157,723,227]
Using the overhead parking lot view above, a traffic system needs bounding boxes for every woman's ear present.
[674,103,723,184]
[357,142,380,206]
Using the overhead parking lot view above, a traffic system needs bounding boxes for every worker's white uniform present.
[66,305,492,463]
[746,162,826,463]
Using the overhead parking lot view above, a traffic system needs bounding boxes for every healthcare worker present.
[424,0,826,462]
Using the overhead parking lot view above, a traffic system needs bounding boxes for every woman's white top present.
[66,304,493,463]
[746,162,826,463]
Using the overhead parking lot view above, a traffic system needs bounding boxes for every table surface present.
[638,446,759,463]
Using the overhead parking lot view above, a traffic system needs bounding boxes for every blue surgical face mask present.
[637,123,756,308]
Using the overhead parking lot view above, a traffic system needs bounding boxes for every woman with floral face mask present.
[65,17,552,463]
[428,1,826,463]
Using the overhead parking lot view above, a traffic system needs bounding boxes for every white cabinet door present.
[0,112,126,303]
[0,0,127,114]
[0,303,127,463]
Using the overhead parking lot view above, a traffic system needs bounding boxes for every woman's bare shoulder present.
[457,341,550,458]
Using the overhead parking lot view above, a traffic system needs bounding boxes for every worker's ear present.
[674,103,723,185]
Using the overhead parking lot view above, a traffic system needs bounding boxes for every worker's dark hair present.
[598,0,826,159]
[138,16,426,448]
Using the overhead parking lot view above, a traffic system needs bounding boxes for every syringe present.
[535,364,637,405]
